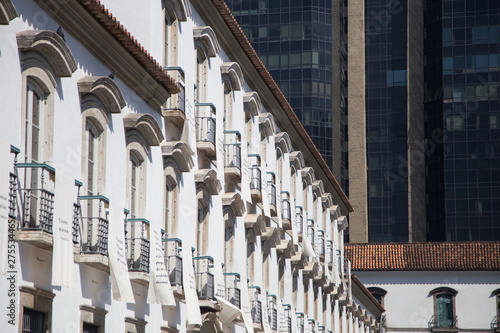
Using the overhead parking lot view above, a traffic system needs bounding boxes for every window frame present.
[430,287,458,329]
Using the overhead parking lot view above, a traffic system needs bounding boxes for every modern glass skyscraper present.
[227,0,500,242]
[226,0,349,194]
[425,0,500,241]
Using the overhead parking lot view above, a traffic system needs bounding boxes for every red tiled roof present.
[210,0,353,213]
[345,242,500,271]
[78,0,180,94]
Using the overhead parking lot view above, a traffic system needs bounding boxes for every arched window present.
[430,287,458,328]
[367,287,387,307]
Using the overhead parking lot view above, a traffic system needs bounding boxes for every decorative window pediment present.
[193,26,220,57]
[321,193,333,208]
[244,214,267,236]
[17,30,77,77]
[243,92,262,117]
[221,62,244,91]
[78,76,126,114]
[329,205,340,219]
[275,132,292,154]
[161,141,193,172]
[194,169,221,195]
[312,180,324,197]
[289,151,305,170]
[123,113,164,147]
[337,216,348,231]
[164,0,191,21]
[301,167,316,186]
[0,0,17,24]
[258,113,276,137]
[222,192,245,218]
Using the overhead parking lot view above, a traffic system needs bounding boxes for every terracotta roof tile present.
[345,242,500,271]
[210,0,353,213]
[78,0,180,94]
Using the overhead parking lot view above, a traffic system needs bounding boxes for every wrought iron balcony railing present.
[164,238,183,288]
[268,182,276,207]
[318,230,325,256]
[16,163,55,233]
[72,203,80,244]
[78,195,109,256]
[196,116,216,146]
[224,131,241,169]
[250,167,262,191]
[307,220,315,247]
[251,299,263,324]
[282,192,291,220]
[308,319,315,333]
[224,272,241,309]
[327,240,333,263]
[267,294,278,331]
[297,313,305,333]
[195,103,216,146]
[125,218,150,273]
[194,256,215,300]
[283,304,292,333]
[296,207,303,233]
[163,67,185,114]
[429,315,458,329]
[8,171,17,219]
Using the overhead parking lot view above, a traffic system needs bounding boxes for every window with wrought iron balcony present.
[249,286,263,331]
[224,272,241,309]
[296,206,304,241]
[162,67,186,129]
[267,294,278,331]
[76,195,110,271]
[125,216,150,285]
[249,154,262,202]
[281,192,292,230]
[307,219,315,248]
[267,173,277,216]
[194,255,218,311]
[224,131,242,180]
[13,160,56,250]
[195,103,217,159]
[163,237,183,297]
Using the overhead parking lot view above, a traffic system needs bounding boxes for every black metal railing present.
[297,313,305,333]
[78,195,109,256]
[308,320,315,333]
[16,163,55,233]
[318,230,325,256]
[268,183,276,207]
[125,218,150,273]
[267,295,277,331]
[284,305,292,333]
[196,116,216,146]
[282,198,291,220]
[296,207,303,233]
[164,238,183,287]
[307,221,314,247]
[163,67,185,113]
[8,172,17,219]
[72,203,80,244]
[429,315,458,329]
[250,167,262,191]
[224,132,241,169]
[327,240,333,263]
[194,256,215,300]
[224,273,241,308]
[251,300,262,324]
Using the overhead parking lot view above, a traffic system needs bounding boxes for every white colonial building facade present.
[0,0,382,333]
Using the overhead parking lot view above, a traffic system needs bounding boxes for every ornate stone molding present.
[78,76,126,114]
[123,113,164,146]
[17,30,77,77]
[220,62,244,91]
[193,26,220,57]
